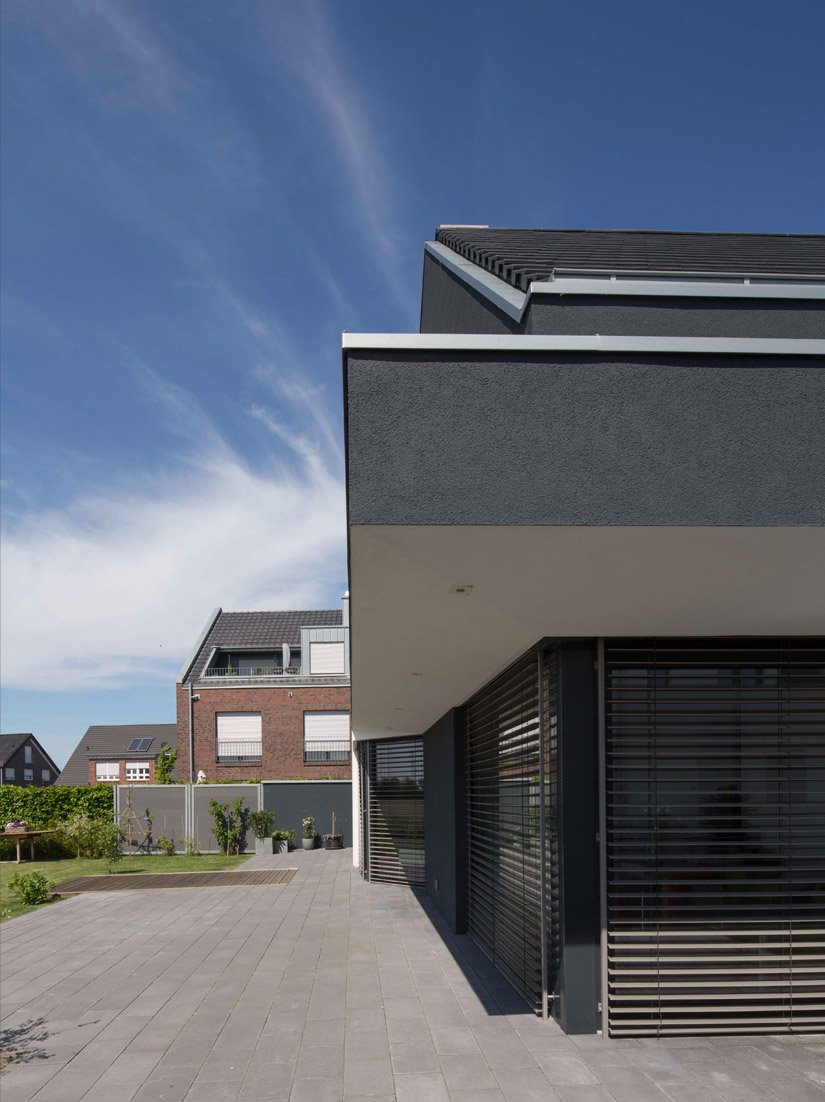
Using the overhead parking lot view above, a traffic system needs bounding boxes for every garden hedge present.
[0,785,114,828]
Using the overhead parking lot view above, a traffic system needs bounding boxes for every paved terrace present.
[1,850,823,1102]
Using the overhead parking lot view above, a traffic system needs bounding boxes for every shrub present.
[155,835,176,856]
[155,745,177,784]
[0,786,113,829]
[182,836,200,856]
[60,813,123,864]
[248,810,275,840]
[302,816,315,839]
[8,871,53,906]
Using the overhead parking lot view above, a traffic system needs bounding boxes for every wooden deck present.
[51,868,297,894]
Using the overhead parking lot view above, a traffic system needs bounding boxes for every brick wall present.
[176,683,352,782]
[87,759,157,785]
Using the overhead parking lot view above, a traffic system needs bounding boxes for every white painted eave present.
[343,333,825,355]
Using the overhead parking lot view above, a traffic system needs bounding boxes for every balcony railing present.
[304,740,350,764]
[216,740,262,764]
[205,665,300,678]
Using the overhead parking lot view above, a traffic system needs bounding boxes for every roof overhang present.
[348,524,825,741]
[425,240,825,323]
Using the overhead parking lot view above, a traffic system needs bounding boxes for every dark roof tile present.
[56,723,177,786]
[183,609,343,684]
[435,227,825,291]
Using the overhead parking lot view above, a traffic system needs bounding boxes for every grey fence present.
[262,781,352,846]
[115,780,352,852]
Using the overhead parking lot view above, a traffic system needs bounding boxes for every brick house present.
[0,733,59,787]
[56,723,178,785]
[176,598,351,782]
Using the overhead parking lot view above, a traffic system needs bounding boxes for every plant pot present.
[277,840,289,855]
[323,836,343,851]
[302,837,315,850]
[255,836,275,855]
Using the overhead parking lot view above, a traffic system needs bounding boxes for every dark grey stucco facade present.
[347,228,825,1038]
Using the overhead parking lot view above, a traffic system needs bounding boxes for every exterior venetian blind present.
[466,649,559,1015]
[605,638,825,1037]
[365,738,424,885]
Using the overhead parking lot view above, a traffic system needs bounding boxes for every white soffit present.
[348,525,825,741]
[425,240,825,323]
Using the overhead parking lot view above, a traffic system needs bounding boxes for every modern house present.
[176,598,351,782]
[0,733,59,787]
[344,227,825,1038]
[57,723,177,785]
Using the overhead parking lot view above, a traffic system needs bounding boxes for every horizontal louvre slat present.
[605,637,825,1037]
[466,649,558,1016]
[366,738,424,887]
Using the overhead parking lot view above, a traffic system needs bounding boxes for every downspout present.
[188,686,197,783]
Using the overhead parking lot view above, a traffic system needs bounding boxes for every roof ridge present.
[439,226,825,240]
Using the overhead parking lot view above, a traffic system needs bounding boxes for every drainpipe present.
[188,687,200,782]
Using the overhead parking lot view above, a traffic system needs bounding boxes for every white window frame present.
[5,767,15,781]
[216,713,262,760]
[125,761,150,781]
[309,641,346,675]
[23,768,33,782]
[95,761,120,783]
[24,745,32,764]
[41,769,50,782]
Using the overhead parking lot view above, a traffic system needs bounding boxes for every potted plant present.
[302,816,315,850]
[322,811,343,851]
[273,829,294,855]
[249,810,276,855]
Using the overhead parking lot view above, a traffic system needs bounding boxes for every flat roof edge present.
[342,334,825,355]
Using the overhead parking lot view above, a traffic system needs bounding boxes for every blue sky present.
[2,0,824,768]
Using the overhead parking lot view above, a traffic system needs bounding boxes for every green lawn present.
[0,853,251,922]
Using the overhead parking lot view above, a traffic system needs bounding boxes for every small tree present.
[208,800,230,854]
[155,745,177,784]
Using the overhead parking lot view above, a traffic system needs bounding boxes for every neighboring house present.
[344,227,825,1038]
[176,597,351,782]
[56,723,177,785]
[0,733,59,787]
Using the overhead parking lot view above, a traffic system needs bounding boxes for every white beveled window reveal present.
[309,641,346,675]
[125,761,151,781]
[216,712,262,762]
[304,711,350,762]
[95,762,120,782]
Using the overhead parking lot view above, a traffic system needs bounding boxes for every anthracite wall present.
[526,297,825,338]
[262,781,352,846]
[346,351,825,526]
[420,253,520,335]
[422,707,467,933]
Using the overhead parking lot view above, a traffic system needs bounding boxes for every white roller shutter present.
[216,712,261,756]
[309,642,346,674]
[303,712,350,744]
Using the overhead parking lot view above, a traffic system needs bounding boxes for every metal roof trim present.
[343,333,825,355]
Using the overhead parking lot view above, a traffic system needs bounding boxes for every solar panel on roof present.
[126,737,154,752]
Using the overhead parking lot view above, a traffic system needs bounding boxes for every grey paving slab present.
[3,848,824,1102]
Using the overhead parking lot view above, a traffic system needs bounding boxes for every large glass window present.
[125,761,150,781]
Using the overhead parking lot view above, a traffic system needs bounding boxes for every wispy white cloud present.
[263,1,410,298]
[1,373,346,692]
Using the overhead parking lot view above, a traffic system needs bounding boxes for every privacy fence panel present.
[191,784,260,853]
[605,638,825,1037]
[466,649,559,1016]
[116,785,188,854]
[261,780,352,845]
[364,737,425,885]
